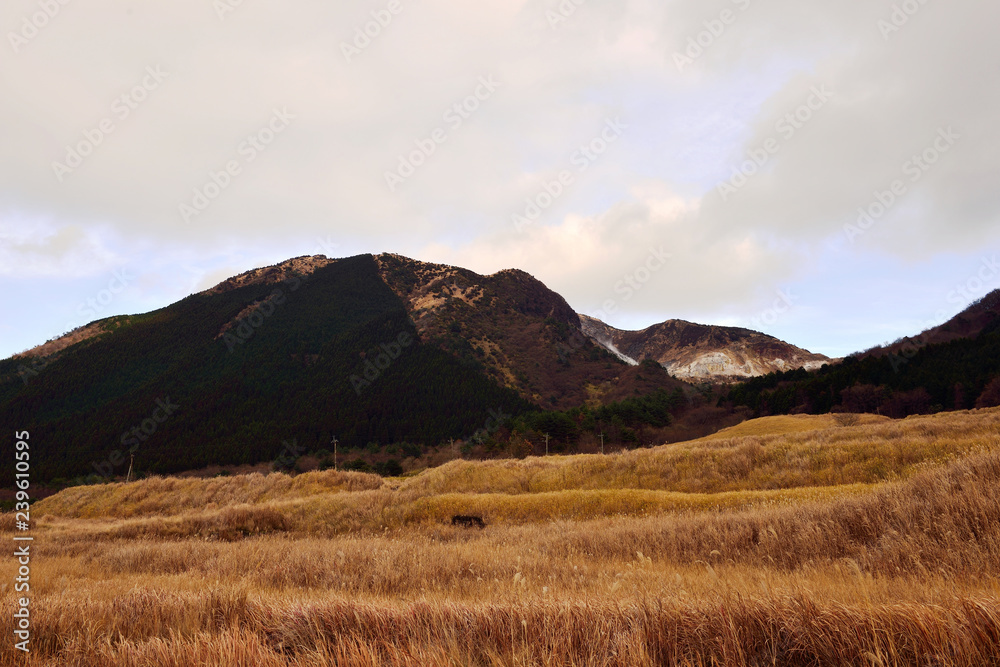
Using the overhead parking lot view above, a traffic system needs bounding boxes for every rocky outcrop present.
[580,315,829,382]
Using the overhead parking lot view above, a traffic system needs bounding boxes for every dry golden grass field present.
[3,407,1000,665]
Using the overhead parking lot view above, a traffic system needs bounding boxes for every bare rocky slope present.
[373,253,683,409]
[580,314,830,382]
[371,253,829,389]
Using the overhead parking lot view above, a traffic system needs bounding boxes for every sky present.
[1,0,998,360]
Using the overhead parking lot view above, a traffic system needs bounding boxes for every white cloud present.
[419,188,798,320]
[0,218,122,277]
[0,0,998,356]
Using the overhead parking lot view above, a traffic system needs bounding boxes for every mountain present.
[372,254,684,409]
[1,252,840,485]
[858,289,1000,360]
[725,290,1000,417]
[580,315,830,382]
[1,255,532,484]
[0,253,692,485]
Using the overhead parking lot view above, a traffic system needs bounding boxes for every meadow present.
[2,407,1000,665]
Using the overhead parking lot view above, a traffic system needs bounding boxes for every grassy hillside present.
[6,408,1000,665]
[34,407,998,520]
[693,412,889,439]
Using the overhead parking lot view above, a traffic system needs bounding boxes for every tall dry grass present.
[398,407,1000,497]
[37,468,382,519]
[35,483,869,542]
[23,447,1000,592]
[695,412,890,438]
[5,408,1000,665]
[3,448,999,664]
[33,407,1000,528]
[3,589,999,666]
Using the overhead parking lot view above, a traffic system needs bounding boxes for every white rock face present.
[590,335,638,366]
[802,360,830,371]
[580,313,830,382]
[665,351,760,380]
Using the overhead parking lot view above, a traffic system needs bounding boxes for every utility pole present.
[544,433,549,456]
[599,432,604,455]
[125,454,134,483]
[331,435,338,471]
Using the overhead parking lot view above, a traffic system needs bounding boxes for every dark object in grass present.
[451,515,486,528]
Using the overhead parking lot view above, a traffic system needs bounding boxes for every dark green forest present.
[498,383,685,451]
[724,316,1000,417]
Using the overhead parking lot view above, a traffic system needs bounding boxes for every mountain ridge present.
[725,289,1000,417]
[580,314,830,382]
[5,253,998,485]
[12,253,829,388]
[857,289,1000,361]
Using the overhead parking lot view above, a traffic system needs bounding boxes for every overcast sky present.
[1,0,998,360]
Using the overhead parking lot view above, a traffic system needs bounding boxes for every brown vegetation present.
[4,408,1000,665]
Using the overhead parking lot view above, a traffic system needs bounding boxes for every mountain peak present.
[200,254,337,295]
[581,314,828,381]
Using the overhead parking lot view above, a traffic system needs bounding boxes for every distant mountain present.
[858,289,1000,360]
[726,290,1000,417]
[580,315,830,382]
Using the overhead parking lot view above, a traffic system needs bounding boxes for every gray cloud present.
[1,0,997,340]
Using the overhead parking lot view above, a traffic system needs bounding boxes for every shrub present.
[833,413,861,427]
[376,459,403,477]
[343,458,374,473]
